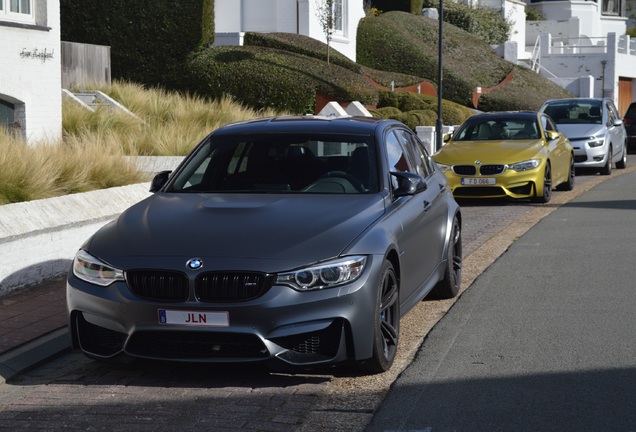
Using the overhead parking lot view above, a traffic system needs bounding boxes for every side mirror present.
[150,170,171,193]
[545,131,560,141]
[443,133,452,143]
[391,171,427,197]
[613,119,624,127]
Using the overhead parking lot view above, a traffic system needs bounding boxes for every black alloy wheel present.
[532,163,552,203]
[556,155,575,191]
[360,260,399,374]
[430,215,462,299]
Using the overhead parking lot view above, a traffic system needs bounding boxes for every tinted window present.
[396,129,431,178]
[542,100,602,124]
[168,133,379,194]
[453,117,540,140]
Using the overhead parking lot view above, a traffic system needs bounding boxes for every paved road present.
[0,165,633,431]
[369,169,636,431]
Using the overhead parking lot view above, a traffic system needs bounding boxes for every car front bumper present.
[570,139,609,168]
[66,255,384,368]
[444,166,545,200]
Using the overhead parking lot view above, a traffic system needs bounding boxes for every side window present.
[542,115,557,133]
[397,129,432,178]
[385,130,414,190]
[606,102,618,126]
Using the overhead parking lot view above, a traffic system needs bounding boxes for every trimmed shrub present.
[60,0,204,90]
[188,46,379,113]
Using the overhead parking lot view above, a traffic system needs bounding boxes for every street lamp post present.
[435,0,443,152]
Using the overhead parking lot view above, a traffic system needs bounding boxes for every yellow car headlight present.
[507,159,541,172]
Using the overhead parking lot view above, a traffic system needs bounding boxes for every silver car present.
[539,98,627,175]
[67,116,462,374]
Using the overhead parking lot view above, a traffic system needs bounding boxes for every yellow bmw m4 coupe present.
[432,111,575,203]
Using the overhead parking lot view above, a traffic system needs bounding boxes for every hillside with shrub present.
[357,11,573,110]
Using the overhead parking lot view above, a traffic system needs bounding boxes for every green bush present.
[357,11,512,106]
[525,6,544,21]
[477,67,573,111]
[188,46,379,114]
[244,32,362,74]
[60,0,205,90]
[422,0,510,44]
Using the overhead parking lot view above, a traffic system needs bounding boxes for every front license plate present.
[158,309,229,327]
[461,177,496,185]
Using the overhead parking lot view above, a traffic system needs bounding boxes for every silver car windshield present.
[167,134,379,194]
[542,101,603,125]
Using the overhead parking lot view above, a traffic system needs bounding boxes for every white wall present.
[214,0,364,61]
[0,0,62,144]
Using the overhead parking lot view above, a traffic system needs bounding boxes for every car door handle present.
[438,183,446,192]
[423,200,431,211]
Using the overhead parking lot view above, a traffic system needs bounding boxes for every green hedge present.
[357,11,512,107]
[477,67,573,111]
[375,90,473,127]
[188,46,379,113]
[60,0,210,90]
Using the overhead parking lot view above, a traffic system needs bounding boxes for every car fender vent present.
[76,313,126,357]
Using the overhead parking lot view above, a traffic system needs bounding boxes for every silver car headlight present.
[72,249,124,287]
[587,137,604,148]
[276,256,367,291]
[507,159,541,172]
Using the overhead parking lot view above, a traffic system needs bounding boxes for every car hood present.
[556,124,605,140]
[433,139,545,165]
[86,193,385,270]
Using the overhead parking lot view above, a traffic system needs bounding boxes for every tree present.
[315,0,335,65]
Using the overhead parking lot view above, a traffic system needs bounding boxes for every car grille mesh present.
[76,313,126,357]
[125,270,273,302]
[126,331,269,360]
[453,165,505,176]
[196,272,274,302]
[126,270,189,302]
[479,165,505,175]
[453,165,476,175]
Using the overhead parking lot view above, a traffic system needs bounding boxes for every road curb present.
[0,327,69,385]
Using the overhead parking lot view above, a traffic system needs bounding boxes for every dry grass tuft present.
[1,80,286,204]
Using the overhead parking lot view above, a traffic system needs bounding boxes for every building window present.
[0,0,34,24]
[332,0,345,36]
[602,0,621,15]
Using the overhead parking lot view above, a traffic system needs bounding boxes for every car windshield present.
[453,117,540,141]
[542,101,602,125]
[167,133,378,194]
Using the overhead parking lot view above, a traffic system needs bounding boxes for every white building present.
[479,0,636,115]
[0,0,62,144]
[214,0,365,62]
[523,0,636,115]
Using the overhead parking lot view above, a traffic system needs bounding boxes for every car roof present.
[542,98,609,105]
[211,115,397,137]
[465,111,539,121]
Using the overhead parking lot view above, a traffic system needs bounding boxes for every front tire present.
[430,215,462,299]
[358,260,399,374]
[616,144,627,169]
[556,155,575,191]
[532,163,552,203]
[600,146,613,175]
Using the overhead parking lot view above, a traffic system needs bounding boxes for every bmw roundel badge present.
[186,258,203,270]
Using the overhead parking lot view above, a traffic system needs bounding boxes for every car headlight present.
[587,137,604,148]
[72,249,124,287]
[507,159,541,172]
[276,256,367,291]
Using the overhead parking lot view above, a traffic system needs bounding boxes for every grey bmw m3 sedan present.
[67,115,462,373]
